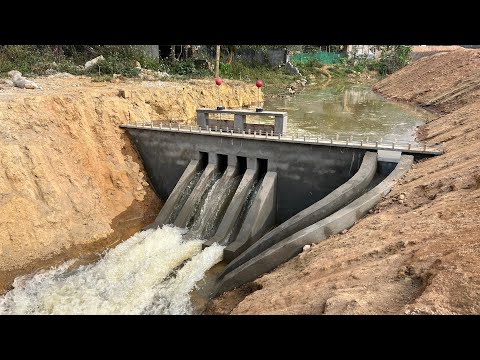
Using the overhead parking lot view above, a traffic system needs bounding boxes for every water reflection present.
[262,83,434,142]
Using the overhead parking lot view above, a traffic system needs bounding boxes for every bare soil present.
[411,46,464,62]
[206,48,480,315]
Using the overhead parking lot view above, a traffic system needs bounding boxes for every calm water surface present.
[261,83,435,142]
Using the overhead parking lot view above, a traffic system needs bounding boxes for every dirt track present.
[206,48,480,315]
[0,75,258,293]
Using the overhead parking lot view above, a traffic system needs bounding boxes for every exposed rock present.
[84,55,105,71]
[8,70,42,89]
[0,79,14,86]
[138,69,170,81]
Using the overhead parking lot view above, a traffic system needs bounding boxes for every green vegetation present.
[294,46,413,81]
[0,46,57,75]
[219,61,299,95]
[374,45,412,75]
[0,45,413,95]
[329,45,412,77]
[0,45,146,77]
[0,45,214,80]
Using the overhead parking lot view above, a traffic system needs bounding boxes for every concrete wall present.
[125,128,369,224]
[235,48,287,67]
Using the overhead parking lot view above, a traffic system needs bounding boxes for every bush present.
[0,45,56,75]
[296,58,324,74]
[168,59,210,77]
[218,60,298,95]
[375,45,412,75]
[219,63,233,77]
[0,45,164,78]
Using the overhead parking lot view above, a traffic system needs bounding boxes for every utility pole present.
[215,45,221,78]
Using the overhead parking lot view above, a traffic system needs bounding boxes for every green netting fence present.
[290,52,345,65]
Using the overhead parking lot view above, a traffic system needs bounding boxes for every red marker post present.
[256,79,263,112]
[215,77,224,110]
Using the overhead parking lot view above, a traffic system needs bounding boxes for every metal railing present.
[121,120,443,154]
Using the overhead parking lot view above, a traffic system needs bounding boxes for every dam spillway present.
[121,108,441,296]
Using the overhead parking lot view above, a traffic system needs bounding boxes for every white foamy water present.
[0,226,224,315]
[143,243,224,314]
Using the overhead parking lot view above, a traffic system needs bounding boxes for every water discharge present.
[1,82,429,315]
[167,171,203,224]
[0,226,224,315]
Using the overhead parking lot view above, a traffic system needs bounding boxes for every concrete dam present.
[121,108,442,296]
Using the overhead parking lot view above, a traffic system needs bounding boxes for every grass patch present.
[219,61,299,95]
[0,45,168,79]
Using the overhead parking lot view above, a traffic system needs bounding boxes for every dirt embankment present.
[0,75,258,293]
[410,46,464,62]
[207,48,480,315]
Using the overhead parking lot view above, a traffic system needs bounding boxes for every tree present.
[215,45,220,77]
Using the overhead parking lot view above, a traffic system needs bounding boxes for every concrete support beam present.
[234,114,246,131]
[222,151,377,274]
[228,155,237,167]
[202,168,259,249]
[143,159,202,230]
[246,157,258,170]
[274,114,287,135]
[197,111,207,128]
[211,155,414,297]
[208,152,218,165]
[223,172,277,262]
[174,164,217,228]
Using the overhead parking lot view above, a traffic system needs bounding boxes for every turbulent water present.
[0,226,224,315]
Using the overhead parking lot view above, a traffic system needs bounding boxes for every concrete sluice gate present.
[122,111,439,297]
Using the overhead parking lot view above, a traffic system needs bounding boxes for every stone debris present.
[302,244,311,252]
[138,68,170,81]
[0,79,14,87]
[84,55,105,71]
[8,70,42,89]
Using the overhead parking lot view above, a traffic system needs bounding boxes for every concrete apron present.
[211,154,414,297]
[202,168,259,249]
[189,165,239,238]
[174,164,218,228]
[221,151,378,274]
[223,172,277,263]
[143,160,202,231]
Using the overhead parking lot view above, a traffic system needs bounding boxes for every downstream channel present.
[0,82,434,315]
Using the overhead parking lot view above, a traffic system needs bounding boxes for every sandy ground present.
[411,46,464,61]
[0,75,258,293]
[206,48,480,315]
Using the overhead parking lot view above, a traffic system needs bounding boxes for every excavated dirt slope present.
[0,75,258,293]
[206,48,480,315]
